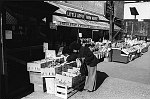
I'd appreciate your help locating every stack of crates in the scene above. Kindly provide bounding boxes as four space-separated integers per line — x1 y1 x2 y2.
55 62 86 99
27 59 47 92
55 78 85 99
27 58 86 99
40 57 65 94
27 57 64 93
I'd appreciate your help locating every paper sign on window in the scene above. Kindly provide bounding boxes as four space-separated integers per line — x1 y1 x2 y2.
43 42 48 52
79 33 82 37
5 30 12 39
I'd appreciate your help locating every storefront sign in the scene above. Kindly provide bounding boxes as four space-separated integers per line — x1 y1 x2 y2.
58 21 109 30
66 10 99 21
59 21 90 28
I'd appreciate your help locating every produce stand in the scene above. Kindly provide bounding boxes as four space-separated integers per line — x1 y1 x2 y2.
80 38 110 60
111 38 149 63
27 44 86 99
111 48 136 64
111 48 128 63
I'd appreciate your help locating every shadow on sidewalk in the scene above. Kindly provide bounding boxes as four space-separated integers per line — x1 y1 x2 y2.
95 71 109 91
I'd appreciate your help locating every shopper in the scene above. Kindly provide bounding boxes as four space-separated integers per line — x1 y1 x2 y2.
67 41 99 92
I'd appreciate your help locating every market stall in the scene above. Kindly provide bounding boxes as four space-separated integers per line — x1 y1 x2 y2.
111 39 149 63
45 1 121 46
80 38 111 61
26 43 86 99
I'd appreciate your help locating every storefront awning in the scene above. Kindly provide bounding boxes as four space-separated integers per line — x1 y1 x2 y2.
45 1 109 22
53 15 121 30
46 1 121 30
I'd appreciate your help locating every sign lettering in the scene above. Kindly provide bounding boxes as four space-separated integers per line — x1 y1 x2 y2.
76 13 84 19
85 14 92 20
66 10 99 21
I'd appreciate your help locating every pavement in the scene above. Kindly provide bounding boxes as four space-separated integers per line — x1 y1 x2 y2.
97 45 150 85
22 45 150 99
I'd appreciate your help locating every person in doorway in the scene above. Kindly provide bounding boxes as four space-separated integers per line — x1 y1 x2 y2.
67 41 99 92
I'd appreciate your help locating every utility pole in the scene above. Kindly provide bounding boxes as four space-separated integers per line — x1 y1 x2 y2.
109 1 114 43
106 1 114 62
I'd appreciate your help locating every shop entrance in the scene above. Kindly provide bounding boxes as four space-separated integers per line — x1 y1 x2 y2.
92 30 104 42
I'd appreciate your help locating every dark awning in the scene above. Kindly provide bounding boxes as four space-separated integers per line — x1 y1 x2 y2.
2 1 59 19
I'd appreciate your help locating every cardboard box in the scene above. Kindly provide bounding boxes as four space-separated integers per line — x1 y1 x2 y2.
45 77 55 94
34 83 44 92
41 66 62 77
27 62 41 72
27 59 46 72
29 72 43 85
41 60 53 68
55 74 84 88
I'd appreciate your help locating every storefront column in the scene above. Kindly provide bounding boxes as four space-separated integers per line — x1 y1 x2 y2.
0 12 2 99
0 6 8 99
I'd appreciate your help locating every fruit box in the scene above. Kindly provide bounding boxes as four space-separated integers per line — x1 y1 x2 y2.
55 74 85 88
41 65 62 77
27 59 46 72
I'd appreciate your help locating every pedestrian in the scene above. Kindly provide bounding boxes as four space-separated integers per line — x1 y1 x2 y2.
67 41 99 92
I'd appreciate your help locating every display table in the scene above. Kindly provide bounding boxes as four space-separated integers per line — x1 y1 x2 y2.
111 48 138 64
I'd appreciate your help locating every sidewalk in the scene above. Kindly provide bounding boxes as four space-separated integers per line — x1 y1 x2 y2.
22 77 150 99
97 46 150 85
22 46 150 99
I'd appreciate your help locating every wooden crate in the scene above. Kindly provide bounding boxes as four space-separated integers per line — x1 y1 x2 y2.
41 57 65 68
27 59 46 72
55 80 85 99
55 74 85 88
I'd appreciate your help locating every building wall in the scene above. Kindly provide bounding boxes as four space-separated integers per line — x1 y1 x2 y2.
123 19 149 37
55 1 124 20
114 1 124 19
65 1 105 15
